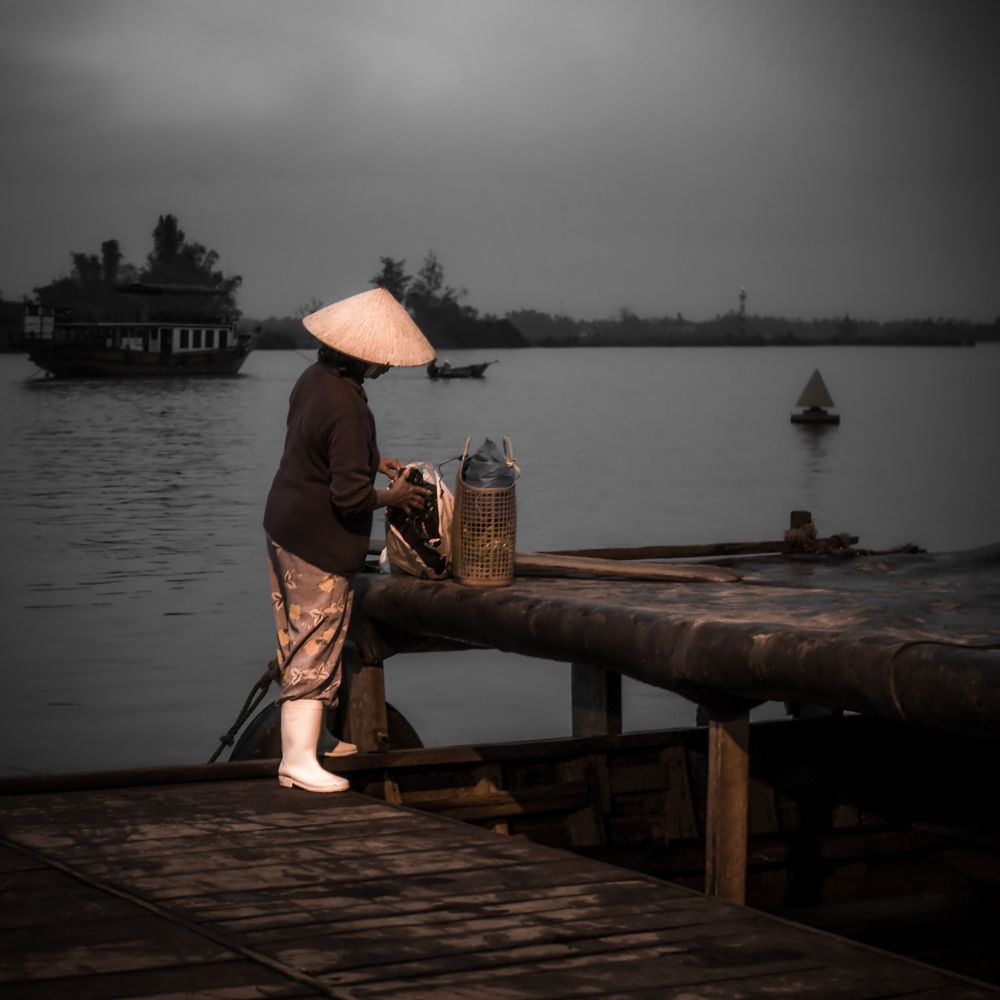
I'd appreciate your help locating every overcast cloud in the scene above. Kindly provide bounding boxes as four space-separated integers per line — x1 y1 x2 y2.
1 0 997 321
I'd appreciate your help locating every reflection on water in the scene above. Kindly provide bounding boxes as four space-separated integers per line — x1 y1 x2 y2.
1 345 999 776
792 421 835 508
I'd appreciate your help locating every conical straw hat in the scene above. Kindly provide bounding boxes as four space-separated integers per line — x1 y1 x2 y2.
302 288 436 366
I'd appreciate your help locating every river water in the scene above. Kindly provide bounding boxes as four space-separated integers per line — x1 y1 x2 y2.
1 344 998 777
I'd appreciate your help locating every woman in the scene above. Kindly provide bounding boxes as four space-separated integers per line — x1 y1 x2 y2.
263 288 435 793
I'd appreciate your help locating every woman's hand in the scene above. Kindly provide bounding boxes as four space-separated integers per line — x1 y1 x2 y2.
379 456 404 481
384 474 431 514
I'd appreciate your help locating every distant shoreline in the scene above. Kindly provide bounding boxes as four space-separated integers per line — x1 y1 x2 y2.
238 339 987 352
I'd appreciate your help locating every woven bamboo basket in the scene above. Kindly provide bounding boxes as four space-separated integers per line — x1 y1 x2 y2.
451 437 518 588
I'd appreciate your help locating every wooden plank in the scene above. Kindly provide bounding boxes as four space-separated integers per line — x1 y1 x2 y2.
0 914 234 980
213 878 696 938
544 540 788 560
557 970 999 1000
516 551 742 583
0 961 320 1000
661 745 700 842
328 920 968 997
246 893 745 949
315 916 875 989
0 881 140 930
80 840 593 903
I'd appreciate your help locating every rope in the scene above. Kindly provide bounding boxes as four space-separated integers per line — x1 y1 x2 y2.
206 659 280 764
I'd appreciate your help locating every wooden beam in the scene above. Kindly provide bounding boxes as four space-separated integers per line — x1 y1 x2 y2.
545 541 786 560
341 645 390 753
704 709 750 903
516 551 741 583
571 663 622 738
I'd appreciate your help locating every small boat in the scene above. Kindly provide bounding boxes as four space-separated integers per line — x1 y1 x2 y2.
426 359 494 380
791 369 840 424
17 283 254 378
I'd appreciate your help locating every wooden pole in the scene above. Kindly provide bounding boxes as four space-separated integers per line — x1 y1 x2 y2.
341 645 390 753
516 552 742 583
544 541 786 561
571 663 622 738
704 708 750 903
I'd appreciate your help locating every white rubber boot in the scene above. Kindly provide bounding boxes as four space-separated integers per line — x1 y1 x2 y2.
277 700 349 793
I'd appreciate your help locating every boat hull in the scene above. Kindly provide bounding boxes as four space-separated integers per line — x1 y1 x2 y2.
427 362 491 379
24 344 252 378
791 408 840 425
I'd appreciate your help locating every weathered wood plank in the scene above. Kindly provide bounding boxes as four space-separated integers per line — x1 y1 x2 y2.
516 551 743 583
212 879 702 938
0 881 140 930
590 971 1000 1000
0 961 320 1000
304 914 785 984
662 744 700 842
183 860 672 929
319 916 932 992
245 894 746 949
0 914 235 980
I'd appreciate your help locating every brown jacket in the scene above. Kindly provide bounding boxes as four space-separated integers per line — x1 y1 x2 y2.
264 362 379 574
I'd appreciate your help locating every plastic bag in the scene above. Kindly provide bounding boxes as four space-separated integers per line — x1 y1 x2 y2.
461 438 518 488
384 462 454 580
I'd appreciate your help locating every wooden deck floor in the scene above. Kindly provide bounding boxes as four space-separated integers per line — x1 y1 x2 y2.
2 776 999 999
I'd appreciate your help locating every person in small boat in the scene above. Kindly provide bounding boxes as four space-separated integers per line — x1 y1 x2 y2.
263 288 435 793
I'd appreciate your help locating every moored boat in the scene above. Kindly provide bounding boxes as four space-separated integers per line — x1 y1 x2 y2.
426 359 494 379
17 282 254 378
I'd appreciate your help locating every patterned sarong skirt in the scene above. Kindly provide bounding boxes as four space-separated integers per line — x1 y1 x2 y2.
265 536 355 706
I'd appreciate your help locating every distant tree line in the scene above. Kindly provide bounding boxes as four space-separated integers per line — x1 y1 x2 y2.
249 250 526 351
4 224 998 351
506 309 998 347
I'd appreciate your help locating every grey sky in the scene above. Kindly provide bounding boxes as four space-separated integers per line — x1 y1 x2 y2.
2 0 997 322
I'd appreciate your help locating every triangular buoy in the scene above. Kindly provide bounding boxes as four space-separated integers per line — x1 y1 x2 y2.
796 369 835 408
792 369 839 424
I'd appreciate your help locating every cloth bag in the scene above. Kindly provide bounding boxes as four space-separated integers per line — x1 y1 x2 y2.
384 462 455 580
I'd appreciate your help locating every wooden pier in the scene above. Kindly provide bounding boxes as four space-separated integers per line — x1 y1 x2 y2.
342 541 1000 907
3 770 999 998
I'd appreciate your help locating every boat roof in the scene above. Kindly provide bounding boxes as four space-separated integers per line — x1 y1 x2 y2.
116 282 229 297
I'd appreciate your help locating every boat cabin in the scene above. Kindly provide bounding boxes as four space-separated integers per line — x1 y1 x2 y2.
18 286 252 377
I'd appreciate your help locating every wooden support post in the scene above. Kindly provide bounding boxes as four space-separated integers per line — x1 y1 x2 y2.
341 645 390 753
789 509 813 530
571 662 622 737
704 709 750 904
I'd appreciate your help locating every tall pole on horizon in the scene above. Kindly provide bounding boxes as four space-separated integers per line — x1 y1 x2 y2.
738 286 747 339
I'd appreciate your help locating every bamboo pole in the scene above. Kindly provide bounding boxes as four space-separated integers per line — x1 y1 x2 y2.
515 551 742 584
544 541 786 561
